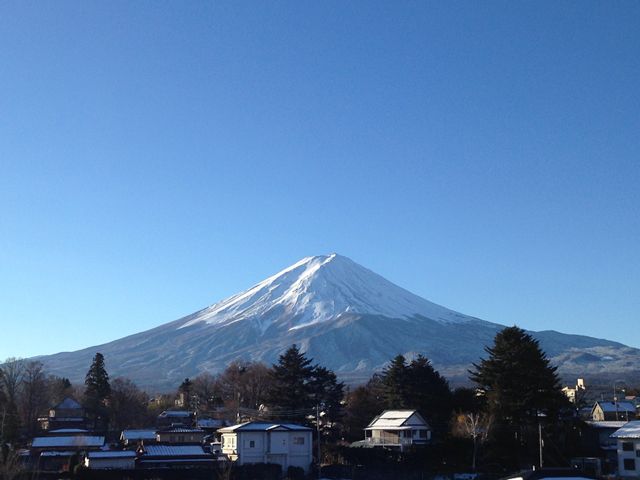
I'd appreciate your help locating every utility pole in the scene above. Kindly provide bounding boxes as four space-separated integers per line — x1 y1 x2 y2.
537 410 545 470
316 404 321 479
538 419 543 469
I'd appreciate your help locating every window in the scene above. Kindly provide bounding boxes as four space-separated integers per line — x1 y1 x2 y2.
403 431 412 438
419 430 428 439
635 450 640 458
250 440 255 448
623 442 634 451
624 459 636 471
293 437 305 445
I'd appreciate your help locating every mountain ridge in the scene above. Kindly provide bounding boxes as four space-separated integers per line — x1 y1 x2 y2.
35 254 640 390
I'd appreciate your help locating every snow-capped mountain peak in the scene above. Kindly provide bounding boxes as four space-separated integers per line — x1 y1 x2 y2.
179 253 474 331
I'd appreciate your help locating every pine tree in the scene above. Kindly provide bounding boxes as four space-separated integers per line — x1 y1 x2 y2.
406 355 452 433
266 345 315 423
308 366 344 439
380 354 409 407
84 352 111 430
469 326 567 468
469 326 564 424
379 354 453 434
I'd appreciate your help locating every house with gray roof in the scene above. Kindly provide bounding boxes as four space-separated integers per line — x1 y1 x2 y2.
84 451 137 470
136 444 216 469
218 421 313 474
120 429 157 447
156 426 206 444
39 397 88 431
364 410 431 451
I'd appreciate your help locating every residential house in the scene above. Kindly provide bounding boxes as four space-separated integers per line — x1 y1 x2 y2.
364 410 431 451
156 427 206 444
136 444 216 469
39 397 88 431
120 429 157 447
157 410 194 428
592 401 636 422
30 435 104 472
197 417 228 435
218 421 313 473
577 421 626 474
84 451 137 469
611 420 640 477
31 435 105 453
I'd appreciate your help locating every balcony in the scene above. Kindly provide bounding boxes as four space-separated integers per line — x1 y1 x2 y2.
365 437 413 447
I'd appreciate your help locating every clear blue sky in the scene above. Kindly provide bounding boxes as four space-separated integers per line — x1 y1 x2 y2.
1 1 638 359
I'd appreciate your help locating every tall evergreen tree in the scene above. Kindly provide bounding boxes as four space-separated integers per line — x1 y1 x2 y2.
379 354 453 434
84 352 111 430
308 366 344 439
266 345 315 423
469 326 567 468
380 354 409 407
406 355 452 433
470 326 564 423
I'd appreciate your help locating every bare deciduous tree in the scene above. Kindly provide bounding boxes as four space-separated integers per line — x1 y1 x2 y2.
216 361 270 415
452 412 493 470
109 377 152 431
19 361 48 437
192 372 219 412
0 358 25 405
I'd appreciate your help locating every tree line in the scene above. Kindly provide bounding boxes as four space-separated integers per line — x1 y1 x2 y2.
1 326 581 472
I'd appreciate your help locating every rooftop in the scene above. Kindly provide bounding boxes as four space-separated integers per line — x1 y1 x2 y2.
54 397 82 410
121 429 157 440
218 421 312 433
87 451 137 459
32 436 105 449
141 445 210 457
594 401 636 413
367 410 429 429
611 420 640 439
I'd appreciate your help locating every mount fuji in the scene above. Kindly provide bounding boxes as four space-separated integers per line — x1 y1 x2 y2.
37 254 640 389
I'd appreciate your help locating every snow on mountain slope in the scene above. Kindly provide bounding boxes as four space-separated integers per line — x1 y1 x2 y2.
35 253 640 390
180 253 476 331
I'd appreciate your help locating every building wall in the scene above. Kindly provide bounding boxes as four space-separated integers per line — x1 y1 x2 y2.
617 439 640 477
85 457 136 469
221 430 312 473
157 431 204 443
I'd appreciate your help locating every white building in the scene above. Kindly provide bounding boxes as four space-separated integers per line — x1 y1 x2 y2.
611 420 640 477
364 410 431 451
218 421 313 473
